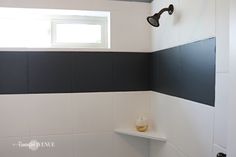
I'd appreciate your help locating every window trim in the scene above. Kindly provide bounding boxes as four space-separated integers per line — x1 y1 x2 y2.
51 16 109 49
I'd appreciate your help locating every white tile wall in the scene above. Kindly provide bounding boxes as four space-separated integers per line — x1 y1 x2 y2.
213 144 226 157
113 92 150 157
71 93 113 133
151 0 215 51
178 0 215 44
216 0 230 73
0 137 31 157
28 94 74 136
30 135 75 157
227 1 236 155
113 133 149 157
150 141 186 157
113 92 151 129
149 92 214 157
214 74 229 149
214 0 230 154
151 0 180 51
0 1 230 157
151 0 230 157
0 92 150 157
74 133 113 157
0 95 30 138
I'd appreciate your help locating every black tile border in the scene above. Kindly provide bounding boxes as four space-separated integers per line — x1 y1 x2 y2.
151 38 216 106
28 52 72 93
0 52 28 94
0 38 216 106
0 52 151 94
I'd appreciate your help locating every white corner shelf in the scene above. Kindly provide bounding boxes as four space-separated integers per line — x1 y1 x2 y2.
114 128 166 142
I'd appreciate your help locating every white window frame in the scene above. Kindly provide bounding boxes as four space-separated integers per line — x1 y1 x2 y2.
51 16 109 49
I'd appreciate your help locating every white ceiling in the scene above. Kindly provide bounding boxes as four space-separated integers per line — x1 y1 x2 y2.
114 0 153 3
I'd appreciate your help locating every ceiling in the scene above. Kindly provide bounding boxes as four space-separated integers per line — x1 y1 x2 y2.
114 0 153 3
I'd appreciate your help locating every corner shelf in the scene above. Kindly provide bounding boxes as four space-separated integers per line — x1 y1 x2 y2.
114 128 166 142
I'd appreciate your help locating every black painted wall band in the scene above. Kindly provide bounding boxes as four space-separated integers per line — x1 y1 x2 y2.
151 38 216 106
0 52 150 94
0 38 215 106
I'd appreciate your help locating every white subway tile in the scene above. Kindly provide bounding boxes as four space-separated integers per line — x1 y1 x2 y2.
29 135 75 157
71 93 113 133
113 133 149 157
0 137 31 157
216 0 230 73
214 73 229 148
28 94 75 136
213 144 227 157
150 141 186 157
0 95 30 137
178 0 215 44
74 133 113 157
113 91 150 129
150 92 214 157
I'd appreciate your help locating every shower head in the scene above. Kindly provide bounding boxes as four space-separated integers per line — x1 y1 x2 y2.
147 4 174 27
147 14 160 27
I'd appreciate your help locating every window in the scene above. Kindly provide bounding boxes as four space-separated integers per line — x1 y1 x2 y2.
0 8 110 49
52 16 108 48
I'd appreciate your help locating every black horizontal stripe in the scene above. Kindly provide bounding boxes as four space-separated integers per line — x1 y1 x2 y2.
0 38 215 106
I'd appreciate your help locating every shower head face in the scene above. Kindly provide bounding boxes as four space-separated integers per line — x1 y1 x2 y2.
147 14 160 27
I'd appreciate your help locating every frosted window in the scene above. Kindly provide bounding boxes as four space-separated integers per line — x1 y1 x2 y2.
55 24 102 44
0 7 110 49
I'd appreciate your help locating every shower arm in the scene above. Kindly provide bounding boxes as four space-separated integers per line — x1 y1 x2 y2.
155 6 174 18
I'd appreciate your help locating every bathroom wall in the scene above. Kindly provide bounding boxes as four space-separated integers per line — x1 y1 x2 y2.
0 1 230 157
227 0 236 156
150 0 215 51
0 0 151 157
0 92 150 157
150 38 216 107
0 52 150 94
0 0 151 52
150 0 229 157
213 0 229 156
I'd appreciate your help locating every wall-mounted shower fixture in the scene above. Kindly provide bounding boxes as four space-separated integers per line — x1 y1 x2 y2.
147 4 174 27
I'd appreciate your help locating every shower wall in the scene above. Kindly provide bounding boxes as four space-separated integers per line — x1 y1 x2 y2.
151 38 216 107
0 0 151 157
0 92 150 157
0 0 229 157
227 0 236 156
0 52 150 94
150 1 229 157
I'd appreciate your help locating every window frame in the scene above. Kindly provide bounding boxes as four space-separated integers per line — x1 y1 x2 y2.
51 16 109 49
